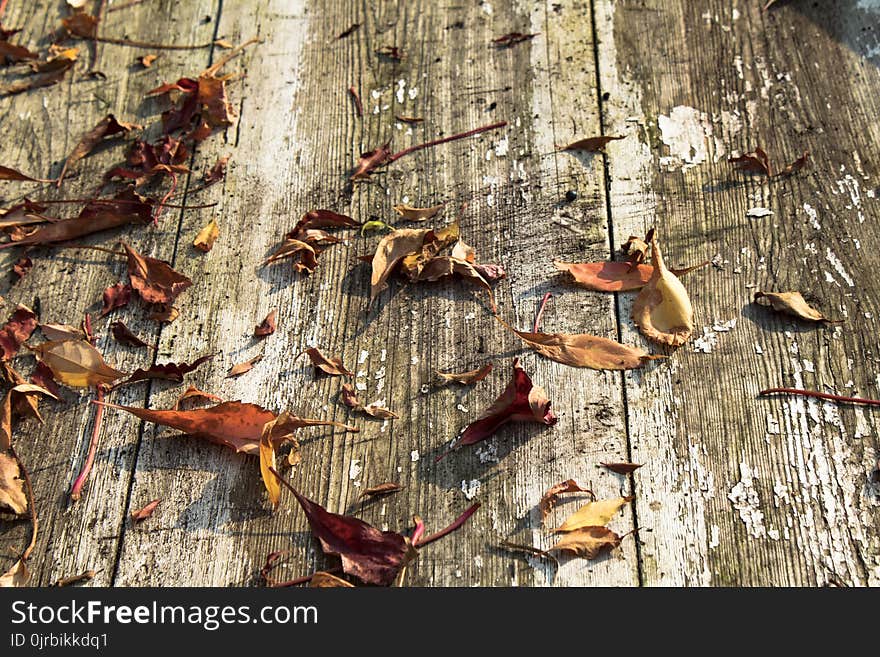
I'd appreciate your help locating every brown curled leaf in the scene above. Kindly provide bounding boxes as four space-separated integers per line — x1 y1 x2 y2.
435 363 493 385
539 479 594 522
100 282 132 317
193 218 219 252
173 386 222 410
226 354 262 378
0 165 54 183
302 347 353 377
40 323 83 342
601 462 643 475
148 304 179 323
753 290 838 323
0 306 38 360
110 321 149 348
361 483 404 498
631 235 694 347
0 451 27 515
558 135 625 152
124 354 213 385
340 384 399 419
367 228 430 303
58 114 141 185
310 572 355 587
123 242 192 305
130 499 160 522
551 526 622 560
11 256 32 281
497 317 663 370
254 310 277 337
392 203 445 222
203 154 229 186
351 142 392 180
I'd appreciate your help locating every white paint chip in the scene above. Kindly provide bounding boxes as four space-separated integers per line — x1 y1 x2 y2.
461 479 481 500
410 450 420 462
747 207 773 218
727 462 767 539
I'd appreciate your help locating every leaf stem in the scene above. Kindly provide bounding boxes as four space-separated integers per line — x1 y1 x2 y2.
413 503 480 548
348 85 363 117
533 292 552 333
387 121 507 163
70 386 105 502
758 387 880 406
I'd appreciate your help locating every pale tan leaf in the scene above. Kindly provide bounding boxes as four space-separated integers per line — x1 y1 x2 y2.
32 340 125 388
310 571 355 587
551 526 621 559
631 235 694 346
193 218 219 252
0 559 30 587
0 451 27 515
554 496 633 533
753 291 837 323
369 228 430 304
392 203 445 222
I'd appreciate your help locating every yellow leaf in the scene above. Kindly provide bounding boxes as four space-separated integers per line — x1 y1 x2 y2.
32 340 125 388
193 218 220 252
310 571 354 587
551 526 621 559
554 496 633 533
0 451 27 515
632 235 693 346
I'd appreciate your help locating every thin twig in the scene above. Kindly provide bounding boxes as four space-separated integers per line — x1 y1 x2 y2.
82 35 215 50
759 387 880 406
413 503 480 548
29 197 217 210
387 121 507 163
533 292 552 333
10 446 38 561
70 386 105 501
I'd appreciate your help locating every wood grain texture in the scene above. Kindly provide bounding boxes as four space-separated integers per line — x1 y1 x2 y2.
1 0 878 587
596 0 880 585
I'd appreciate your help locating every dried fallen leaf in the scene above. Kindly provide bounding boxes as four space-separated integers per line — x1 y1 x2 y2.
753 290 838 323
123 242 192 305
539 479 594 522
0 306 37 360
601 462 643 475
1 47 78 96
0 451 27 515
40 323 83 342
0 559 29 587
555 259 706 293
193 218 219 252
58 114 141 184
110 321 149 348
105 135 190 186
0 39 38 65
31 340 125 388
173 386 222 410
263 210 359 274
130 499 160 522
302 347 353 377
340 384 399 419
729 147 771 175
551 526 622 559
227 354 262 378
492 32 538 46
392 203 445 222
138 54 158 68
558 135 625 152
147 304 179 323
30 362 61 398
0 165 53 183
351 142 392 180
254 310 276 337
11 256 32 281
435 363 493 385
368 228 430 304
0 382 57 451
631 235 694 347
361 483 404 498
310 572 354 587
100 282 132 317
498 317 662 370
555 496 633 532
203 154 229 186
777 151 810 177
449 359 556 454
124 354 213 385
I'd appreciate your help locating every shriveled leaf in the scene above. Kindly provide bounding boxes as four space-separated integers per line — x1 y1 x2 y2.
450 359 556 453
263 238 317 273
130 499 160 522
631 235 694 347
778 151 810 177
0 306 37 360
555 260 706 292
498 318 662 370
1 47 77 96
310 572 354 588
0 165 52 183
226 354 262 378
369 228 430 303
193 218 219 252
0 188 152 247
0 39 38 65
302 347 353 377
100 282 132 317
539 479 593 522
551 526 621 559
124 354 213 384
339 384 399 419
123 242 192 305
0 383 56 451
30 362 61 398
148 304 179 323
137 53 158 68
105 136 189 185
554 496 633 533
436 363 493 385
492 32 538 46
284 480 415 586
11 256 32 280
601 462 643 475
100 400 277 454
254 310 276 337
753 290 837 323
40 323 83 342
173 386 222 410
0 559 29 587
110 321 148 348
32 340 125 388
729 147 771 175
559 135 625 152
392 203 445 222
400 221 460 279
0 451 27 515
621 234 651 264
203 154 229 186
361 483 404 498
351 142 392 180
61 10 98 38
59 114 141 184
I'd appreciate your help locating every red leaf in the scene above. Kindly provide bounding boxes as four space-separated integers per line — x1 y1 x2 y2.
100 282 132 317
30 362 61 398
601 462 643 475
0 306 37 360
448 359 556 455
110 321 148 348
254 310 276 337
123 354 213 384
123 242 192 305
130 499 160 522
303 348 353 377
58 114 141 185
492 32 538 47
11 256 32 281
350 142 392 180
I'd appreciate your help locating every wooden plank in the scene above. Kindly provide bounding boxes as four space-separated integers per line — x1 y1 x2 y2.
595 0 880 585
0 0 220 585
111 0 637 586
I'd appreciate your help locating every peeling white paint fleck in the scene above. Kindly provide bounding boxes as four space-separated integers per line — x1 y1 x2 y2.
657 106 710 170
728 462 767 539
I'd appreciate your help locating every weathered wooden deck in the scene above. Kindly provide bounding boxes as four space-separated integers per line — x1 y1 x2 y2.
1 0 879 586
